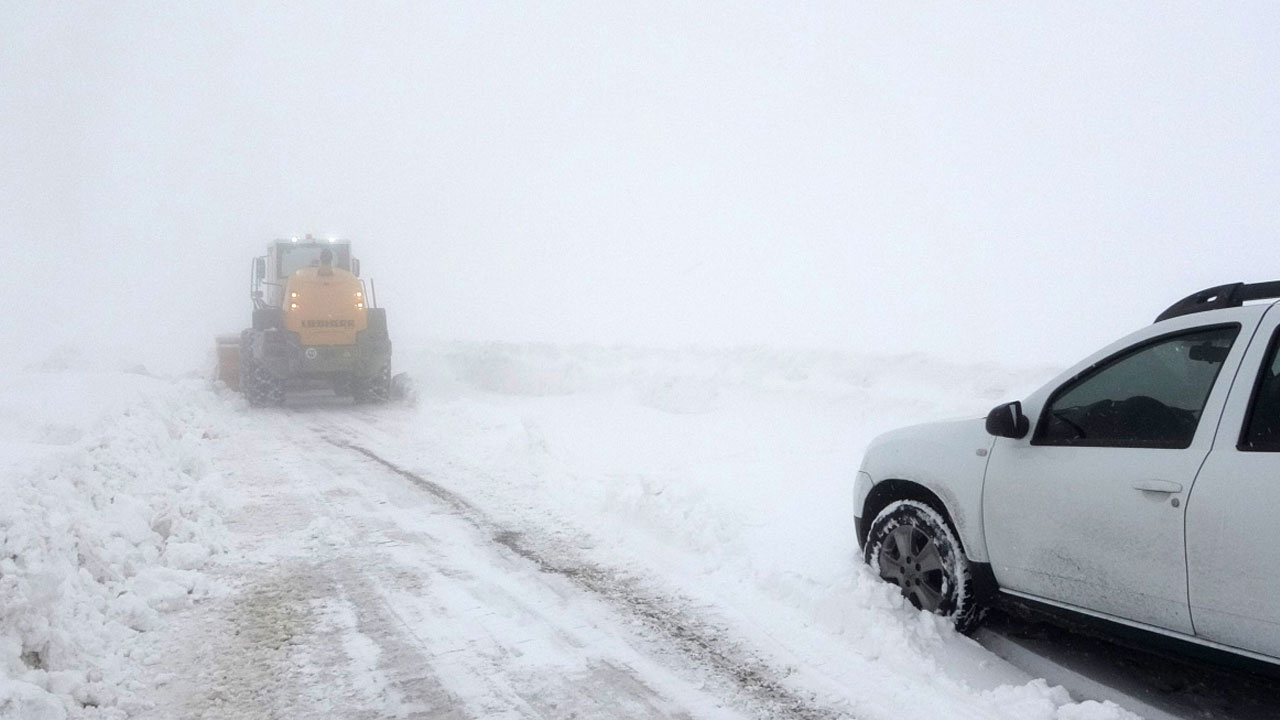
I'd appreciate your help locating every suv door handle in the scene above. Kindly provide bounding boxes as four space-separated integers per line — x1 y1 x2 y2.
1132 479 1183 494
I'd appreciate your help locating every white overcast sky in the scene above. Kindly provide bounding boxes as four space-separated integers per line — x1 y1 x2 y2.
3 2 1279 372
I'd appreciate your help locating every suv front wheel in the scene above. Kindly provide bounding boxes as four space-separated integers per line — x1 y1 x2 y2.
864 499 984 633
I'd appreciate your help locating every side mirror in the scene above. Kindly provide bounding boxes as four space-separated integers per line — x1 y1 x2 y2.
351 258 360 277
985 401 1030 439
254 257 266 281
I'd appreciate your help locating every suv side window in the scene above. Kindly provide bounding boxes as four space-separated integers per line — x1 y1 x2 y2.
1241 328 1280 451
1035 325 1239 449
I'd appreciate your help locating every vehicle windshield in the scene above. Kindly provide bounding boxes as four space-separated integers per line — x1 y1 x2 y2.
278 244 350 277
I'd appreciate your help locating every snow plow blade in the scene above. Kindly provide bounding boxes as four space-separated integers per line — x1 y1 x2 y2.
215 334 241 390
391 372 416 403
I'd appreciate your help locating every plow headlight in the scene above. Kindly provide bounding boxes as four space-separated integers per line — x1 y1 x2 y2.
289 302 299 310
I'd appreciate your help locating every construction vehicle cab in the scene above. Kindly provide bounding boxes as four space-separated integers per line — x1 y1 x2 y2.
217 236 392 406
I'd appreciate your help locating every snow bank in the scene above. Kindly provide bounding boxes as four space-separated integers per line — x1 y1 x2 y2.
0 359 231 719
407 341 1054 409
396 343 1143 719
403 342 1057 585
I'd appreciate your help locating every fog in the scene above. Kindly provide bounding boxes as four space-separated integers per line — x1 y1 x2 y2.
4 2 1279 374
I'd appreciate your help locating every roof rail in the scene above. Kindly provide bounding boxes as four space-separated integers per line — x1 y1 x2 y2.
1156 281 1280 323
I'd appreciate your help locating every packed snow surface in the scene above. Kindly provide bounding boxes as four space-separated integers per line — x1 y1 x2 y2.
0 343 1148 719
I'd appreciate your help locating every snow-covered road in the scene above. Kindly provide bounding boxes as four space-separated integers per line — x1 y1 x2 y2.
135 404 840 719
6 343 1270 719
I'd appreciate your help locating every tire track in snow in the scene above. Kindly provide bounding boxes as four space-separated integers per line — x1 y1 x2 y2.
326 437 847 720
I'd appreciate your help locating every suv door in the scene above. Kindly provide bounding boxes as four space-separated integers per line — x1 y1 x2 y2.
1187 308 1280 657
983 324 1243 633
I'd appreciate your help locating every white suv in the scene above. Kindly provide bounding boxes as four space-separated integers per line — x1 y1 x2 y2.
854 281 1280 665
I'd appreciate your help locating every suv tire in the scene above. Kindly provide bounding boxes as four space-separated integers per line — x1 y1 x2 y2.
865 499 984 633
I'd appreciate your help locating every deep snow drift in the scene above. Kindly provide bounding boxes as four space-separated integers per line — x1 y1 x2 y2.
0 342 1149 719
0 356 233 719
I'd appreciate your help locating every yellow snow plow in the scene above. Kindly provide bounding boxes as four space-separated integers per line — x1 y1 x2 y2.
216 236 399 406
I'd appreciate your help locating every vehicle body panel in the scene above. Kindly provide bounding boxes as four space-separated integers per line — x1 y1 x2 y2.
1186 305 1280 657
857 418 997 562
282 266 368 346
982 308 1259 634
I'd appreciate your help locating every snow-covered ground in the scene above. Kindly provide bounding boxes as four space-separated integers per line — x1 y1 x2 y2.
0 355 231 719
0 342 1198 719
